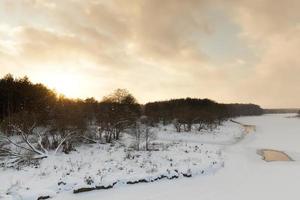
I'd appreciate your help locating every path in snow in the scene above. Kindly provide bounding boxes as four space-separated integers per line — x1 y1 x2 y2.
54 114 300 200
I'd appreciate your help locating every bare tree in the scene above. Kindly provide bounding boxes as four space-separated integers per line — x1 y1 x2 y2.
133 116 155 151
97 89 141 143
172 119 182 132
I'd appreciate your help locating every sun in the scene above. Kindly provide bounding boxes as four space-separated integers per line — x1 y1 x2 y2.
29 61 102 100
40 72 84 98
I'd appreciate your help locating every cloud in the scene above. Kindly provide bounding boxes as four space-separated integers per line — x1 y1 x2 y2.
229 0 300 40
0 0 220 100
225 0 300 107
0 0 299 107
0 0 216 67
236 27 300 108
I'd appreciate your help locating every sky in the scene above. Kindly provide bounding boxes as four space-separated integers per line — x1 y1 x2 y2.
0 0 299 108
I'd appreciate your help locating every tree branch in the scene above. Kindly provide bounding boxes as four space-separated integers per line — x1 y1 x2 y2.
0 135 34 153
81 136 97 144
54 131 76 154
12 125 45 155
36 131 48 155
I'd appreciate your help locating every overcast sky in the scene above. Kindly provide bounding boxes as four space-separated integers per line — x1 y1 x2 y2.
0 0 299 108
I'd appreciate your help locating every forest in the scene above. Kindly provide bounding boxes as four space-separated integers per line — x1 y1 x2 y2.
0 74 263 165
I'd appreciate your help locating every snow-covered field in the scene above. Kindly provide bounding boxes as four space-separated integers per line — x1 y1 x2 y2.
0 142 224 199
0 120 243 200
2 114 300 200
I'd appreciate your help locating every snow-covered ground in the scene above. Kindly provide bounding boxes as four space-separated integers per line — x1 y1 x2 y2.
2 114 300 200
155 120 244 145
52 114 300 200
0 120 243 200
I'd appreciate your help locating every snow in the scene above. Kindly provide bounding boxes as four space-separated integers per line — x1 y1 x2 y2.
1 121 241 200
2 114 300 200
0 141 223 199
236 114 300 153
155 120 244 145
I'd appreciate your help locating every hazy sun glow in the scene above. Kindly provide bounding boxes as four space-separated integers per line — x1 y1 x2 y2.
27 60 104 99
39 72 83 98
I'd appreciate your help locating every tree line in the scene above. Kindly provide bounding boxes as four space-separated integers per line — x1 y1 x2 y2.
144 99 263 132
0 74 263 164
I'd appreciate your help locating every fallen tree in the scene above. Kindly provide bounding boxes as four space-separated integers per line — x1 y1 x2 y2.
0 111 81 167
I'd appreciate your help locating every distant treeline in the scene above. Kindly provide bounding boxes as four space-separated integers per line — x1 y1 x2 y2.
145 100 263 123
144 99 262 131
264 109 300 114
0 74 263 120
0 74 263 151
225 103 263 116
